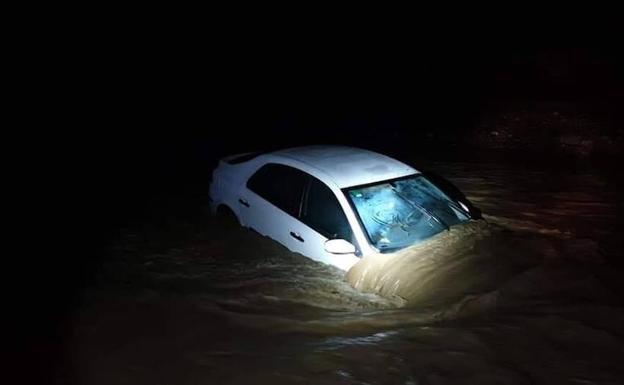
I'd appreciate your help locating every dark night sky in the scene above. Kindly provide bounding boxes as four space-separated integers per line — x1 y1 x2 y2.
81 42 623 216
94 45 623 135
91 43 623 160
61 19 622 241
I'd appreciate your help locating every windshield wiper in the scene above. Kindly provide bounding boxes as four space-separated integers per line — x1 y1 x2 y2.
419 180 471 219
391 186 450 231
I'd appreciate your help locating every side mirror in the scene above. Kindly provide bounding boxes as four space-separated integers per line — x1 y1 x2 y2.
324 239 356 254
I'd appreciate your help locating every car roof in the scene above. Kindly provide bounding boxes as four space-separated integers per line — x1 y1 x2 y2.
268 145 419 188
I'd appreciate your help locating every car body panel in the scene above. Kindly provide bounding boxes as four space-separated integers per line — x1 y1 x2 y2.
238 186 307 257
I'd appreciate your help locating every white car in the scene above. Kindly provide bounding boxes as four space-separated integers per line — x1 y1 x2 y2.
209 146 472 271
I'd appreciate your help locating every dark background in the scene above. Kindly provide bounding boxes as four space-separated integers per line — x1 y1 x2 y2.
74 35 622 246
87 42 623 226
9 11 622 382
65 40 621 297
28 25 624 370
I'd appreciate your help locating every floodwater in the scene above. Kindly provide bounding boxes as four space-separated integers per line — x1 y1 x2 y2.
58 161 624 384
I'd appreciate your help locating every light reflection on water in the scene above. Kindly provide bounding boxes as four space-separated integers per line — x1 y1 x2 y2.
66 162 624 385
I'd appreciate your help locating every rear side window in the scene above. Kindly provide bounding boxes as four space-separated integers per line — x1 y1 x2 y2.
301 177 352 241
247 164 307 217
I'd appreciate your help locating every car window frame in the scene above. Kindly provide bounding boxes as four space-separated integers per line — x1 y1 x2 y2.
246 163 307 219
246 162 355 245
299 175 353 242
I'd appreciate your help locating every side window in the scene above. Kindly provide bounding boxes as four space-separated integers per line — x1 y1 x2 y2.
247 164 307 217
302 177 352 241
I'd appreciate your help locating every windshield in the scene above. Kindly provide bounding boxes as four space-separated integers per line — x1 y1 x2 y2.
345 174 470 252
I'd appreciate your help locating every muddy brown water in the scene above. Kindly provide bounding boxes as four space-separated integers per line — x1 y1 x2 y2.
58 162 624 384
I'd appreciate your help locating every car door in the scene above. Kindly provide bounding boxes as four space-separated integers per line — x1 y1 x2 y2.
237 163 309 256
293 176 361 271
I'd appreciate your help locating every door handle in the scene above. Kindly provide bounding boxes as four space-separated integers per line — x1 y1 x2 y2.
238 198 250 207
289 231 304 242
